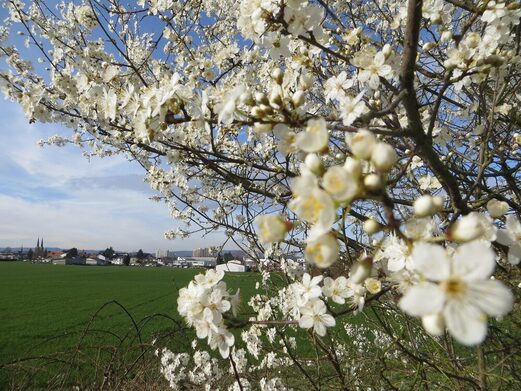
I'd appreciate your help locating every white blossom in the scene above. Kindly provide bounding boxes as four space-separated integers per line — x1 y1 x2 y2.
401 242 513 345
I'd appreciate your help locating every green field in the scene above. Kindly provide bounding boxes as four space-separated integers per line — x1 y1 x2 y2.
0 262 258 389
3 262 518 390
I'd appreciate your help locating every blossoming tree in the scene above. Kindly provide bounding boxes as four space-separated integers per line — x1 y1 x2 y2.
1 0 521 389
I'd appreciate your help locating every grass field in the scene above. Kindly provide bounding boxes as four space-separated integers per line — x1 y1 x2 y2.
4 262 518 390
0 262 258 389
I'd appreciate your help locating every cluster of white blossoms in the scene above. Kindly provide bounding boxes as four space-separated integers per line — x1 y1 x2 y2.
254 117 518 346
177 269 239 358
258 127 398 269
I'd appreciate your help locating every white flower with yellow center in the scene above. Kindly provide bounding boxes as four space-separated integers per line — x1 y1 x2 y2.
295 117 329 153
324 71 352 103
358 51 392 90
293 273 323 307
208 327 235 358
255 215 290 244
364 278 382 294
339 91 367 126
288 186 336 239
400 242 513 345
194 269 225 288
323 276 350 304
376 233 412 272
298 299 336 336
322 165 361 202
304 232 339 269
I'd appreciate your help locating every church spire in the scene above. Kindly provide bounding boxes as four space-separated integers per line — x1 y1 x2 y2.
36 237 40 249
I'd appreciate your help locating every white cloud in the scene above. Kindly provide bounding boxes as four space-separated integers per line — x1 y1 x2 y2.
0 192 226 252
0 100 231 252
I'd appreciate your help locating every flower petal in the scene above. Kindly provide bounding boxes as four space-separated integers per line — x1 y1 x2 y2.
496 229 513 246
506 215 521 233
299 315 314 329
443 300 487 345
411 243 450 281
508 244 521 265
399 283 445 316
468 280 514 317
321 314 336 328
314 321 327 336
387 256 405 272
453 241 495 281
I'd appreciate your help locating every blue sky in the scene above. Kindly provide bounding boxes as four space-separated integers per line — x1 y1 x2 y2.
0 99 228 253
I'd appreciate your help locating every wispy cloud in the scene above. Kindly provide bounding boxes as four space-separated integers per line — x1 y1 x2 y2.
0 99 228 252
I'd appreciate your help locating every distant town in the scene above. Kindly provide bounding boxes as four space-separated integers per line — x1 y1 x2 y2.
0 238 305 272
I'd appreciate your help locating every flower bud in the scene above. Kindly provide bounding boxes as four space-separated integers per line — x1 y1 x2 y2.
349 129 376 160
239 91 255 106
440 30 452 42
473 124 485 136
487 199 508 218
483 55 505 67
414 195 439 217
292 90 305 108
255 92 269 105
304 153 323 175
364 173 383 192
421 313 445 336
269 89 283 108
299 74 313 90
363 218 382 235
422 42 436 51
271 68 284 84
382 44 392 59
350 257 372 284
256 215 291 243
449 214 484 242
251 106 265 118
371 142 398 172
344 157 362 179
253 122 273 135
259 104 273 115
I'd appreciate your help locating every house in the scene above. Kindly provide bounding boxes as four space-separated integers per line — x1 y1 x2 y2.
216 260 247 273
52 256 85 265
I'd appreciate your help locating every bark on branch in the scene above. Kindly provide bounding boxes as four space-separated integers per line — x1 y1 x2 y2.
400 0 469 214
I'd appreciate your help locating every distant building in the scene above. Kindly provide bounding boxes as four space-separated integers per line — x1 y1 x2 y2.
193 247 214 257
156 249 176 258
187 257 216 268
52 254 109 266
216 260 247 273
52 256 85 265
34 237 47 258
243 258 258 271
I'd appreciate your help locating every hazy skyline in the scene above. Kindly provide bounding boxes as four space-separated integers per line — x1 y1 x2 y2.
0 99 231 253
